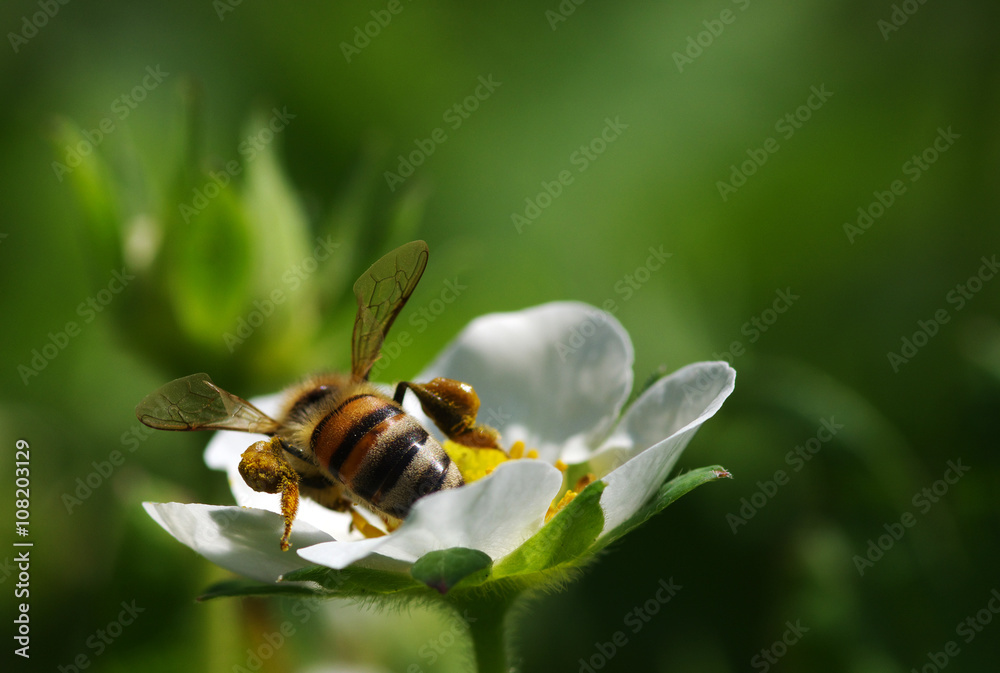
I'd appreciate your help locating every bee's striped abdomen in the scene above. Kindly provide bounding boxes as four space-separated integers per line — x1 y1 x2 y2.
311 394 399 474
310 394 462 519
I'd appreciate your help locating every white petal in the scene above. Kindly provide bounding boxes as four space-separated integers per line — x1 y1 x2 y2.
298 459 563 570
143 502 334 583
591 361 737 470
596 362 736 536
411 302 634 463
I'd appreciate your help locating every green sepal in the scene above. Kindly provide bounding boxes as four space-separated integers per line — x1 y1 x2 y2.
493 480 606 578
411 547 493 594
196 579 324 602
281 563 423 597
595 465 732 551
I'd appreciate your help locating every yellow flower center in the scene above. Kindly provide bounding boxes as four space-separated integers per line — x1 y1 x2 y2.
442 439 512 482
442 439 587 523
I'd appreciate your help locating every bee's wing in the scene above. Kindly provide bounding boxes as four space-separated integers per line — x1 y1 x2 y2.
135 373 280 434
351 240 429 381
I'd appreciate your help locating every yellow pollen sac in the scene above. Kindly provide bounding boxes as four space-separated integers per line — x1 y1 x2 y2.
554 459 568 473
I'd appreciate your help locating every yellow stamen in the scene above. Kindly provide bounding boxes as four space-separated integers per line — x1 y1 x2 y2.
546 489 578 522
574 473 596 492
526 449 539 459
509 440 525 460
544 470 596 524
349 509 386 538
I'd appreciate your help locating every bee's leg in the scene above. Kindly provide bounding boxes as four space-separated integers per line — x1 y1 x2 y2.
394 378 502 449
238 437 300 551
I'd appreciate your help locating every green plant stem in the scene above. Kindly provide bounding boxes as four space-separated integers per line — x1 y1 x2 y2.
447 589 522 673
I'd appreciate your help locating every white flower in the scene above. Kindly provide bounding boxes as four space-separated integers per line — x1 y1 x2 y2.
144 302 735 585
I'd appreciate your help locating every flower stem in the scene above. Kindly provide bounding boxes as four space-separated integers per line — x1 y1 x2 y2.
448 589 522 673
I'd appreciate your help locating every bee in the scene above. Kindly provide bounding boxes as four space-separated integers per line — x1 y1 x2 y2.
136 240 502 550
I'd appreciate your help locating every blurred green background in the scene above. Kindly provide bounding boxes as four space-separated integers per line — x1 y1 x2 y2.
2 1 998 671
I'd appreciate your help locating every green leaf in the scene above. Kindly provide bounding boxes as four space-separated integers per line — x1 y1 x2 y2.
411 547 493 594
282 564 423 597
493 480 606 578
163 181 253 346
242 109 312 301
238 109 328 367
196 579 324 602
48 117 123 272
596 465 732 551
385 180 430 245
